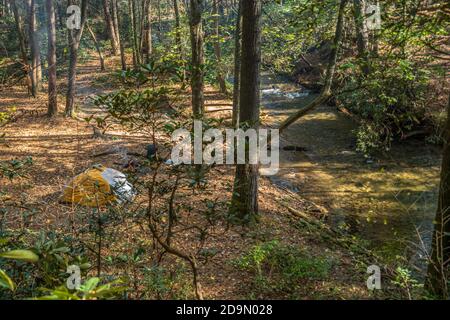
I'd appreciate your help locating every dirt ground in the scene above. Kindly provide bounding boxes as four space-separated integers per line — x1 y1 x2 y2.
0 54 371 299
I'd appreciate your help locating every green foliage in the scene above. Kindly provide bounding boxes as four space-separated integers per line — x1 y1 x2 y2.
0 248 40 293
90 86 180 150
143 265 193 300
0 107 16 126
234 240 331 298
262 0 338 74
0 269 15 291
339 57 430 155
391 266 423 300
118 59 186 88
37 278 126 300
0 231 89 298
0 250 39 263
0 157 33 181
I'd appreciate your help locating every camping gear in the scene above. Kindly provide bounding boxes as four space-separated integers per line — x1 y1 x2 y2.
61 164 136 207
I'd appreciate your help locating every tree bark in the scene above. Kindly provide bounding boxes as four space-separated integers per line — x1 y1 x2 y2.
102 0 119 55
128 0 141 68
232 0 242 127
157 0 163 43
112 0 127 70
278 0 348 133
144 0 153 63
189 0 205 118
212 0 227 94
426 94 450 299
10 0 32 95
229 0 262 221
10 0 27 65
173 0 182 57
46 0 57 117
65 0 87 117
353 0 370 75
27 0 41 97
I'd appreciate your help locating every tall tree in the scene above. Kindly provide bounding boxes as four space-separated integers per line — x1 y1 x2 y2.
229 0 262 221
212 0 227 94
189 0 205 118
10 0 31 94
426 94 450 299
157 0 163 43
112 0 127 70
278 0 348 132
65 0 87 117
144 0 153 63
231 0 242 127
128 0 141 68
9 0 27 66
27 0 42 97
173 0 182 58
102 0 119 55
353 0 370 75
46 0 57 116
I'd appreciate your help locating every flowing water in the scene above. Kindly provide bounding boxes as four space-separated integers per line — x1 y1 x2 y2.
260 72 442 267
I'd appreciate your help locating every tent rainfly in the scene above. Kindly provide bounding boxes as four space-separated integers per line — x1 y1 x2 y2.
61 165 136 207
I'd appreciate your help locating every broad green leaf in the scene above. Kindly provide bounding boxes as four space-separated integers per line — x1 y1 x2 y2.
0 250 39 263
0 269 15 291
81 277 100 293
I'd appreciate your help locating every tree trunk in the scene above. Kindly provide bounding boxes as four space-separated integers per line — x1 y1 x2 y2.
231 0 242 127
157 0 163 43
144 0 153 63
10 0 32 95
27 0 41 97
86 23 105 71
371 0 380 56
111 0 119 42
10 0 27 65
173 0 182 57
128 0 141 68
212 0 227 94
102 0 119 55
65 0 87 117
229 0 262 222
189 0 205 118
353 0 370 75
278 0 348 133
426 94 450 299
112 0 127 70
46 0 57 117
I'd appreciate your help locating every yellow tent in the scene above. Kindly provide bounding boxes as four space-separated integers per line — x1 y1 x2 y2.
61 164 135 207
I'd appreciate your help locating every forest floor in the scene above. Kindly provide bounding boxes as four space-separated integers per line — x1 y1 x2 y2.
0 53 395 299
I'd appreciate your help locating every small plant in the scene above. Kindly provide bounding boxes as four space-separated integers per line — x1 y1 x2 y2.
0 248 39 292
37 277 126 300
0 231 89 298
143 265 193 300
0 157 33 181
234 240 331 298
391 266 423 300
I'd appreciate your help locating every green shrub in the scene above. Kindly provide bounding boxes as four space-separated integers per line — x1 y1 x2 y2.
339 58 430 155
234 240 331 297
143 265 193 300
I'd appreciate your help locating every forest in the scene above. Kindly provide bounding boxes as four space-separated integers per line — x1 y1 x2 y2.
0 0 449 301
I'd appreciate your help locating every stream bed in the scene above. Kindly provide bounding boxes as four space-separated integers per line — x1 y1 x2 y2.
261 72 442 268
